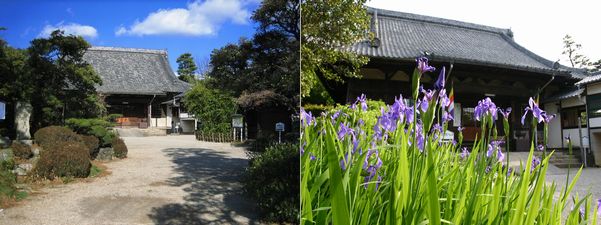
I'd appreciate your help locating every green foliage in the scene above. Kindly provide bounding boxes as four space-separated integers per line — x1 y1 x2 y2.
0 169 17 200
251 134 276 152
562 34 593 70
26 30 104 131
112 138 127 159
302 104 335 115
301 0 371 97
301 68 595 224
80 135 99 159
89 164 102 177
10 142 32 159
65 118 116 147
245 143 299 223
34 140 91 179
33 126 82 148
0 149 14 171
206 0 299 110
184 81 237 133
176 53 198 83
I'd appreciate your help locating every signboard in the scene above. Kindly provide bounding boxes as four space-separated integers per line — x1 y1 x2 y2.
453 103 461 127
275 122 285 132
232 114 244 128
0 101 4 120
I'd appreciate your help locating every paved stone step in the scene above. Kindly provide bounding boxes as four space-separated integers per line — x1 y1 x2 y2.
554 163 584 168
549 159 582 164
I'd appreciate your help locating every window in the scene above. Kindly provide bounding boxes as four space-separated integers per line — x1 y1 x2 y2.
588 94 601 118
461 107 477 127
561 106 586 128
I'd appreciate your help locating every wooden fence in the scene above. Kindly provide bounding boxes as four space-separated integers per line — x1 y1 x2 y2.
195 131 233 143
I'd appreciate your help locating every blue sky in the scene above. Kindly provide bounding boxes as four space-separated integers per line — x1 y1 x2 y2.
0 0 260 72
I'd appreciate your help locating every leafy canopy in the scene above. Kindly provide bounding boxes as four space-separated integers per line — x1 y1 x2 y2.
301 0 371 99
176 52 198 83
183 81 237 133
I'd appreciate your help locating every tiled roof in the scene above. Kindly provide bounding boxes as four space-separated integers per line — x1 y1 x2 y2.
84 46 190 95
348 7 570 75
542 87 584 103
575 71 601 86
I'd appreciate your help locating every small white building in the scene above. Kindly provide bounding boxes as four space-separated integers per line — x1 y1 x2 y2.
545 71 601 166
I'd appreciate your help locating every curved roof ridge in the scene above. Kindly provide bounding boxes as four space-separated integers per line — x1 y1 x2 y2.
367 7 511 36
89 46 167 55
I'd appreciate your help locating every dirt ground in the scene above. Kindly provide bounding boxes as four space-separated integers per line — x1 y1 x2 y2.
0 135 262 225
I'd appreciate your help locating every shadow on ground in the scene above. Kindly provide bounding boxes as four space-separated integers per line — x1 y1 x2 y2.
147 147 261 225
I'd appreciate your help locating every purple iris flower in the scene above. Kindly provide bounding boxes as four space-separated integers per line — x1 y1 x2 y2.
531 156 541 171
499 107 512 119
416 57 436 74
439 90 450 109
432 123 442 134
537 144 544 151
340 154 350 171
543 114 556 123
521 97 546 125
579 207 585 219
597 198 601 216
416 121 425 152
434 66 446 90
442 111 453 123
363 150 383 189
487 144 494 158
331 110 342 123
310 153 316 161
337 122 355 140
458 126 464 132
497 149 505 163
351 94 368 111
474 97 498 121
300 108 314 127
460 147 470 159
300 142 306 155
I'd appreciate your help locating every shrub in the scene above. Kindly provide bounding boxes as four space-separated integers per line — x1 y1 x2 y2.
112 138 128 159
65 118 116 147
0 149 14 171
34 126 82 148
10 142 32 160
245 143 299 223
80 135 99 159
34 141 91 179
0 169 16 201
184 81 236 133
251 134 276 152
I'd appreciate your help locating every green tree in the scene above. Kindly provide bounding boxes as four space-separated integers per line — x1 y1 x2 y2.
183 80 236 133
176 53 198 83
206 0 299 110
561 34 591 69
27 30 103 132
301 0 371 99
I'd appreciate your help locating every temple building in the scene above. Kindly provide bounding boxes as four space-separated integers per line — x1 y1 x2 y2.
83 47 196 133
327 7 594 163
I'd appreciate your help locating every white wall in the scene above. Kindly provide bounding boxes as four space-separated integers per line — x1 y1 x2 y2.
562 128 589 148
544 102 562 148
587 83 601 95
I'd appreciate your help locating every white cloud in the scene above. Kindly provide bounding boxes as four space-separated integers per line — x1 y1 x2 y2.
115 0 250 36
39 22 98 39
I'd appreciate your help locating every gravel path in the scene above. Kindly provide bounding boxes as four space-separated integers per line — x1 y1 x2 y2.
0 135 261 225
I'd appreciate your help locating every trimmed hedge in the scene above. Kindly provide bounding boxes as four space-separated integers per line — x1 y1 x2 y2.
10 142 32 159
65 118 116 147
112 138 128 159
244 143 299 223
34 141 91 179
34 126 82 148
80 135 99 159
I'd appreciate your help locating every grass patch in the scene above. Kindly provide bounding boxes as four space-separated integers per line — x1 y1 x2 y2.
89 164 102 178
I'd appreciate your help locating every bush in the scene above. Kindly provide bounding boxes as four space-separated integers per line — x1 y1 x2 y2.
10 142 32 159
0 149 14 171
184 81 236 133
80 135 99 159
112 138 128 159
34 126 82 148
0 169 16 201
251 134 276 152
244 143 299 223
65 118 116 147
34 141 91 179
